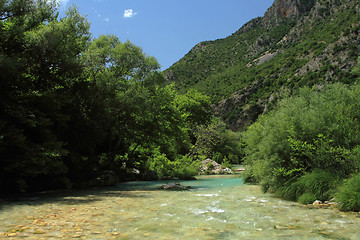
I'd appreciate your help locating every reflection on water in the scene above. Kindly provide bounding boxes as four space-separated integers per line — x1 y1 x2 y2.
1 175 360 239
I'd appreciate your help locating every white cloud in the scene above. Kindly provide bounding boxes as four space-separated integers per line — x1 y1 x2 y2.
123 9 137 18
104 17 110 22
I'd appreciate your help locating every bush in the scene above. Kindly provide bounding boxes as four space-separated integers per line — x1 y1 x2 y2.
336 173 360 212
221 156 234 170
212 152 223 164
207 162 215 170
275 180 304 201
295 169 339 202
244 83 360 201
298 193 317 204
173 156 200 179
147 150 200 180
146 149 175 179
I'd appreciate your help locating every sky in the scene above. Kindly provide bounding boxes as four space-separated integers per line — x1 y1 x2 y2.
58 0 274 70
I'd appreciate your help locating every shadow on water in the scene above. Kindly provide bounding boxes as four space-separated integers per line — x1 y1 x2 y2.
0 175 244 209
0 186 152 209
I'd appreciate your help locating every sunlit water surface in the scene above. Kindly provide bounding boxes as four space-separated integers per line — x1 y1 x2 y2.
1 175 360 239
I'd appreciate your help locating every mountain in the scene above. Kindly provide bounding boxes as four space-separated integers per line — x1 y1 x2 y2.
165 0 360 131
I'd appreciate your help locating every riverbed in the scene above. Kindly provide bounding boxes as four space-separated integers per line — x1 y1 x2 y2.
1 175 360 239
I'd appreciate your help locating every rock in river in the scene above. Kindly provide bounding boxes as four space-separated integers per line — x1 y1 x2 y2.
161 182 191 190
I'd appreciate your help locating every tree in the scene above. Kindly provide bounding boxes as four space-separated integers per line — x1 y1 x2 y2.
82 34 160 86
0 0 91 192
78 35 191 179
174 89 212 128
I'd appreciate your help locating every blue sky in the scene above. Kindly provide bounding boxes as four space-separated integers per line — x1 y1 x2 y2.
58 0 274 70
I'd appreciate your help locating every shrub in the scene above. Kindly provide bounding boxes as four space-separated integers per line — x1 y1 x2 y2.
275 180 304 201
173 156 200 179
207 162 215 170
221 156 234 170
273 169 339 202
296 169 339 202
146 149 174 179
298 193 317 204
336 173 360 212
212 152 223 164
244 83 360 204
146 151 200 180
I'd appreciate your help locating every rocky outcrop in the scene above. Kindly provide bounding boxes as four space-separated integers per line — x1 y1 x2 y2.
214 80 266 131
200 159 234 175
263 0 317 26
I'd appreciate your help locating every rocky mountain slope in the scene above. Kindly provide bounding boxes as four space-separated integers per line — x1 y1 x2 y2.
165 0 360 130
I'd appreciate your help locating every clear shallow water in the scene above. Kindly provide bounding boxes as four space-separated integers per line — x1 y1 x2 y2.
1 175 360 239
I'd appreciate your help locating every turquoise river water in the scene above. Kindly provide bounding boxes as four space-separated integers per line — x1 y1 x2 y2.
1 175 360 239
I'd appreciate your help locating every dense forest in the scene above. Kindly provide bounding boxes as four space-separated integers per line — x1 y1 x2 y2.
0 0 241 194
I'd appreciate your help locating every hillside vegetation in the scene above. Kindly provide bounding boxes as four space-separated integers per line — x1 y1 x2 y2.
166 0 360 130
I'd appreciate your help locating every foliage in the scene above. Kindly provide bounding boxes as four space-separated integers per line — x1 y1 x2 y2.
298 193 317 205
243 83 360 209
146 149 199 180
146 148 174 179
336 173 360 212
0 1 217 193
190 118 226 159
0 0 91 192
275 169 339 202
174 89 212 127
173 90 243 164
352 57 360 77
173 155 201 180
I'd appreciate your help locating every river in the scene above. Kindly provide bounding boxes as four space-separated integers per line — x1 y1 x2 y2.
1 175 360 239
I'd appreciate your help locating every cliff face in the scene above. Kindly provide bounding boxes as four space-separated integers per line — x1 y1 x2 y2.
263 0 300 25
263 0 317 24
166 0 360 131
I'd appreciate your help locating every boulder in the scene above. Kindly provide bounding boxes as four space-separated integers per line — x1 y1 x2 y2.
161 182 191 190
200 159 234 175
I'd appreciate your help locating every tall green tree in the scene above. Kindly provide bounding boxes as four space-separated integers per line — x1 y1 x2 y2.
174 89 212 128
78 34 190 178
0 0 90 192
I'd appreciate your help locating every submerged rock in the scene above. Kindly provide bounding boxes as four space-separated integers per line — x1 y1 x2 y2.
161 183 191 190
